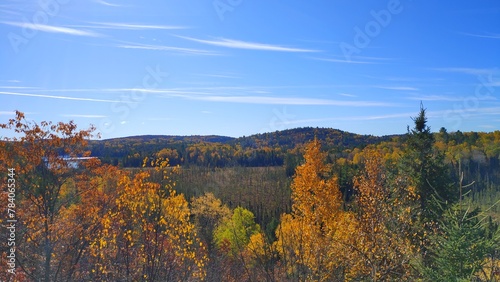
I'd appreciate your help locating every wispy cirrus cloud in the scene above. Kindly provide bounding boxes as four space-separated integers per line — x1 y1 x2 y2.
61 114 108 118
91 0 122 7
0 91 121 103
143 117 174 121
100 86 395 106
337 112 416 121
0 111 17 116
312 57 374 64
4 86 396 107
192 73 240 79
70 22 188 30
407 94 497 102
432 67 499 76
155 91 395 107
362 75 446 83
176 36 319 52
339 93 357 97
311 55 392 64
427 106 500 120
272 112 415 127
375 86 419 91
115 42 220 56
1 21 102 37
406 94 470 102
0 86 40 89
479 124 496 129
190 95 391 106
460 32 500 39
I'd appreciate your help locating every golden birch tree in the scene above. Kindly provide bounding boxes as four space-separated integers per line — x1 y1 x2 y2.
275 139 358 281
352 149 415 280
88 158 207 281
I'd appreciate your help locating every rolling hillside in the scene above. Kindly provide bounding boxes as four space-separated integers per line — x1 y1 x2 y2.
88 127 394 167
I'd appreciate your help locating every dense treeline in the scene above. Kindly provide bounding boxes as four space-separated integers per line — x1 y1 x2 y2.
88 126 499 171
1 109 500 281
88 127 389 168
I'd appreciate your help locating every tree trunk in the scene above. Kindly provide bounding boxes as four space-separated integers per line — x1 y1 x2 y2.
44 224 52 282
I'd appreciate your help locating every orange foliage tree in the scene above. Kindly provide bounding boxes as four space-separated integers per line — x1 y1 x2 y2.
0 112 207 281
275 139 358 281
0 111 98 281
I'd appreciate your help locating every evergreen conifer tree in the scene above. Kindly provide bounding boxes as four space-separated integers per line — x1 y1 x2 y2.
402 104 457 225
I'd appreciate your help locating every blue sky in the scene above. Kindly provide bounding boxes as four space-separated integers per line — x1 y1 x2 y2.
1 0 499 139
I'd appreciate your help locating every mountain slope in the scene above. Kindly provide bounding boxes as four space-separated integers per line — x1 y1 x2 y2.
88 127 395 167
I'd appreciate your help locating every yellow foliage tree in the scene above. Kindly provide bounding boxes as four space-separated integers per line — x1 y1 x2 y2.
352 149 416 281
88 158 207 281
191 192 231 250
275 139 358 281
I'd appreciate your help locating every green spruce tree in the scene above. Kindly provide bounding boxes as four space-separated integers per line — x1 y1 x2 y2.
421 175 498 281
422 205 495 281
402 104 457 225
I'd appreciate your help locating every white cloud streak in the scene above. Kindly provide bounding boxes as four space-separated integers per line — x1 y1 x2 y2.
407 94 497 102
1 21 102 37
0 86 40 89
116 42 219 56
192 73 240 79
272 112 415 127
87 86 394 106
71 22 187 30
0 111 16 115
60 114 108 118
407 95 465 102
91 86 392 106
4 86 399 107
91 0 122 7
0 91 121 103
27 86 396 107
163 93 395 107
338 112 415 121
177 36 319 52
460 32 500 39
375 86 419 91
339 93 357 97
432 67 498 76
312 55 392 64
312 57 375 64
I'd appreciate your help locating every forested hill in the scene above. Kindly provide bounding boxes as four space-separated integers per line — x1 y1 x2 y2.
230 127 390 150
88 127 500 174
89 127 391 167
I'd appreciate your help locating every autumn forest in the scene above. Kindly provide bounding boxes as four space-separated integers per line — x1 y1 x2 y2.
2 108 500 281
